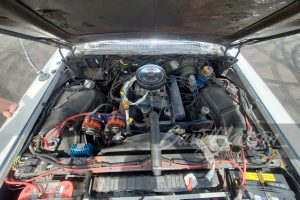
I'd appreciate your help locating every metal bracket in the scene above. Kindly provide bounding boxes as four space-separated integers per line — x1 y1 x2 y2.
224 44 241 61
58 45 76 78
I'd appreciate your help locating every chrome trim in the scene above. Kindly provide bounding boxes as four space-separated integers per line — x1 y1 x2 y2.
110 192 227 199
77 40 222 55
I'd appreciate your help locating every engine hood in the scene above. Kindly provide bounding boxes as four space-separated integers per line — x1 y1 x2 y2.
0 0 300 48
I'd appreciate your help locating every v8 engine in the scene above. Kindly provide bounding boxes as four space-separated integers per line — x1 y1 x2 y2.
4 54 298 200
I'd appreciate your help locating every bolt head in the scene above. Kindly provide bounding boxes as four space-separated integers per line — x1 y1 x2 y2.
201 106 210 115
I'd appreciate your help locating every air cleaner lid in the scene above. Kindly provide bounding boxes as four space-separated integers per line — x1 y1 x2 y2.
136 64 166 90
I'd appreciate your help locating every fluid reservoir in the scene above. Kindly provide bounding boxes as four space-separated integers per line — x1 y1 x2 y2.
196 66 214 88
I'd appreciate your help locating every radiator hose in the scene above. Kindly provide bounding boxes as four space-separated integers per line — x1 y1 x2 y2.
149 111 162 176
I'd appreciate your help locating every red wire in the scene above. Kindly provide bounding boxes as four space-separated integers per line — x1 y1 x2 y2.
241 147 247 185
244 114 251 131
44 111 126 139
22 112 249 190
242 114 249 185
5 177 42 194
44 112 93 139
216 159 245 185
43 127 59 140
243 114 250 185
162 161 209 169
54 112 94 138
10 160 152 183
7 160 245 185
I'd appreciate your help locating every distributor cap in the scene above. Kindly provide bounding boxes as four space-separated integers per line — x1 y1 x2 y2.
136 64 166 90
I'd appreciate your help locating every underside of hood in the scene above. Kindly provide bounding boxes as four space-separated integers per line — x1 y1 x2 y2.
0 0 299 48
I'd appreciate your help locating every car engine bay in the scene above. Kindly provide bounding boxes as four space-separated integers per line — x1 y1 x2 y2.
2 53 300 199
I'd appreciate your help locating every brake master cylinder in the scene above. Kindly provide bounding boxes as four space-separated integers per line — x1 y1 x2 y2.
196 66 214 88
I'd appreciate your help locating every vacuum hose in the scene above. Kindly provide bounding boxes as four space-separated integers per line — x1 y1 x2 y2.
149 111 162 176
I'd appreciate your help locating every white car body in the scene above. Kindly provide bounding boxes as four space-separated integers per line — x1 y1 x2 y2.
0 45 300 186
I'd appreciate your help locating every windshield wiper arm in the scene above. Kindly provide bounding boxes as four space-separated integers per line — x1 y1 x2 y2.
226 28 300 49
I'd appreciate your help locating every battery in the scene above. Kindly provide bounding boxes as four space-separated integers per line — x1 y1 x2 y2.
226 170 296 200
18 181 73 200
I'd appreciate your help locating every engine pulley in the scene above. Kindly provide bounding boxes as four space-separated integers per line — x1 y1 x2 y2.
105 114 126 144
82 114 102 135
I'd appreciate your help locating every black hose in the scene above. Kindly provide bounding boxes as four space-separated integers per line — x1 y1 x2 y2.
92 103 113 114
37 153 59 162
282 168 300 192
109 73 122 102
149 111 162 176
109 89 121 102
28 145 63 168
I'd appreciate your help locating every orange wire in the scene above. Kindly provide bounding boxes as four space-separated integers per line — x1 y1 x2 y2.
241 147 247 185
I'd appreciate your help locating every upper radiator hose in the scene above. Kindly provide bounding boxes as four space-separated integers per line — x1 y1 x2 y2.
149 110 162 176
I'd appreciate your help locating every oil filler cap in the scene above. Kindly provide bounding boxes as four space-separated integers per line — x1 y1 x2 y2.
136 64 166 90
